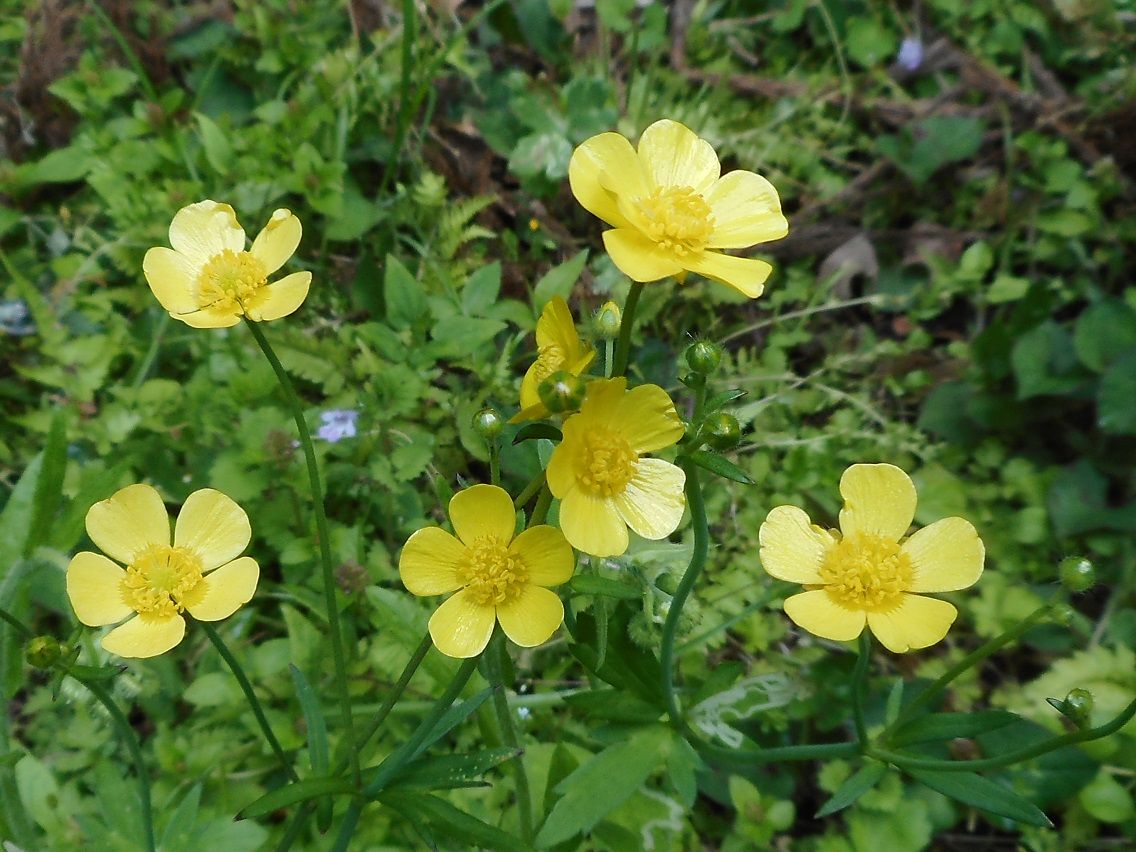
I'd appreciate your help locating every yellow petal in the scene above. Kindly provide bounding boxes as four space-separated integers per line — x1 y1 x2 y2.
243 271 312 322
546 429 579 498
497 585 564 648
399 527 469 595
867 594 957 653
902 517 985 593
428 589 496 658
558 490 628 557
758 506 835 584
683 251 773 299
85 484 170 565
518 364 543 412
838 463 917 542
66 552 131 627
611 383 685 453
250 209 302 275
174 306 242 328
602 229 685 282
102 614 186 659
568 132 644 229
509 400 550 424
168 200 245 268
637 119 720 192
449 484 517 547
704 171 789 249
536 296 575 351
614 458 686 540
185 557 259 621
173 489 251 571
782 589 866 642
143 247 199 315
510 526 575 587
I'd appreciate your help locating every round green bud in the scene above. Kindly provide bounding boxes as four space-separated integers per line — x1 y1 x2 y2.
1058 556 1096 593
538 371 586 413
472 407 504 440
26 636 62 669
704 413 743 451
1050 602 1076 627
594 301 622 340
686 340 723 375
679 371 706 390
655 573 678 595
1063 688 1094 727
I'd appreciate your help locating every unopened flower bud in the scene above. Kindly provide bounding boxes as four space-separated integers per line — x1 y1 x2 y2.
538 371 586 413
1059 556 1096 593
686 340 723 375
679 372 706 390
26 636 62 669
594 301 621 340
655 573 678 595
704 413 743 451
1050 603 1076 627
473 407 504 440
1048 688 1094 729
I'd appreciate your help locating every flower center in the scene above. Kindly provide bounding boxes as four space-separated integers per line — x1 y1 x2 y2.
196 250 267 313
121 545 206 618
636 186 714 256
462 537 529 606
531 343 566 383
577 428 637 498
819 533 912 611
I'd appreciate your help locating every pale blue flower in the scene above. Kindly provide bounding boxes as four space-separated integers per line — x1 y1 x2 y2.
317 409 359 442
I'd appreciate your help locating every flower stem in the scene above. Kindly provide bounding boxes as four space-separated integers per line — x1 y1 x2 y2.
489 440 501 487
851 632 871 745
530 485 553 527
513 471 547 509
611 282 644 378
871 695 1136 772
660 457 707 732
245 320 359 786
699 739 860 767
886 603 1051 736
486 633 535 844
200 621 297 782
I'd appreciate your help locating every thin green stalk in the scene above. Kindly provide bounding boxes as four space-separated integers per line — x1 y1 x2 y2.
871 695 1136 772
0 609 35 847
611 282 644 378
513 471 547 509
378 0 417 197
604 338 615 378
88 0 159 102
700 740 860 767
530 486 553 527
245 320 359 785
200 622 297 782
888 604 1051 734
486 633 534 844
331 800 363 852
131 312 170 389
851 632 871 745
660 458 708 730
489 441 501 487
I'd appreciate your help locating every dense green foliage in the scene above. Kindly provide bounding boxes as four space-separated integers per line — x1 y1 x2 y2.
1 0 1134 849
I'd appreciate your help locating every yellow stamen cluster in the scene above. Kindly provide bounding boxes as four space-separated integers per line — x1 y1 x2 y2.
462 537 529 606
121 545 206 618
819 533 912 610
637 186 714 256
577 429 637 497
196 250 267 313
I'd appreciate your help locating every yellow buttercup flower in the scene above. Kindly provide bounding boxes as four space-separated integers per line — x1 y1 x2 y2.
66 484 260 658
569 119 788 298
547 378 686 557
143 200 311 328
400 484 575 658
512 296 596 423
759 464 985 653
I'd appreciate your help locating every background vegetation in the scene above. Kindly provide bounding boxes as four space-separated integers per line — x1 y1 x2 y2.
1 0 1134 848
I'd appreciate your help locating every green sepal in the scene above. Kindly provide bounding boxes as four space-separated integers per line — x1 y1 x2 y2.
686 450 754 485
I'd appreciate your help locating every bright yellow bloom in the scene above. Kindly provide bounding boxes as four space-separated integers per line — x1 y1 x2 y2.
547 378 686 557
66 484 259 658
143 200 311 328
759 464 985 653
400 484 575 658
569 119 788 298
512 296 596 423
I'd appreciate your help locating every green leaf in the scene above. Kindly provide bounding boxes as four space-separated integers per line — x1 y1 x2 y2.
816 762 889 817
666 734 701 808
1075 300 1136 372
704 388 746 410
239 777 351 819
1079 771 1136 823
194 112 233 175
1010 321 1083 399
567 574 639 600
906 768 1052 827
878 116 985 184
845 18 897 68
384 255 427 330
509 132 573 181
380 791 528 852
289 665 329 778
1097 351 1136 435
419 686 497 757
536 726 670 847
562 690 661 724
532 251 588 309
889 710 1020 747
26 414 67 556
388 748 521 790
687 450 754 485
159 783 202 852
461 263 502 316
513 423 563 444
430 317 506 351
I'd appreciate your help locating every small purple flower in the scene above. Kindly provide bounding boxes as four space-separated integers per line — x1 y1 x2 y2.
897 37 924 72
317 409 359 443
